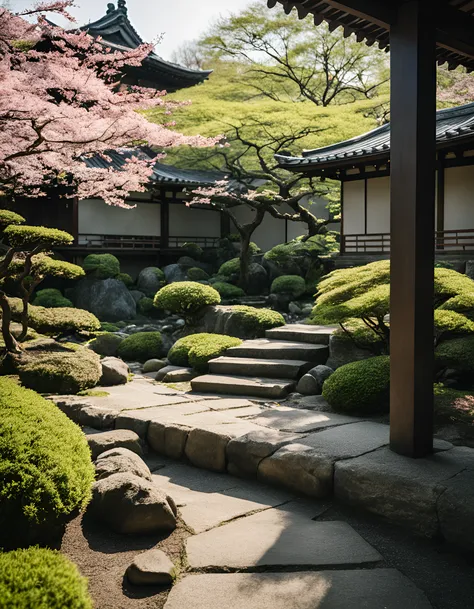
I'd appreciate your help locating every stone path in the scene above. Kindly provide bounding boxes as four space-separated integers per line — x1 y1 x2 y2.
191 324 333 398
147 460 432 608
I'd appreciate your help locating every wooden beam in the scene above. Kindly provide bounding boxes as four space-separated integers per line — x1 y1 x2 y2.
436 5 474 61
326 0 396 28
389 0 436 458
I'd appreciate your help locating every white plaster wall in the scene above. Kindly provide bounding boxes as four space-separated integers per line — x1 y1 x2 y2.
78 199 160 240
169 204 220 237
230 205 286 251
444 166 474 229
342 180 365 235
366 177 390 234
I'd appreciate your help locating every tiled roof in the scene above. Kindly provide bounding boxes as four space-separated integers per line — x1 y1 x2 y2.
275 102 474 172
83 148 224 186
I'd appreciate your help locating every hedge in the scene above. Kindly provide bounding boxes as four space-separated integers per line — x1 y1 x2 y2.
32 288 73 309
230 305 285 337
322 356 390 415
117 331 163 362
83 253 120 279
18 348 102 394
0 377 94 548
154 281 220 318
9 299 101 335
4 225 73 247
270 275 306 298
88 332 123 357
0 548 92 608
212 281 245 299
168 333 242 372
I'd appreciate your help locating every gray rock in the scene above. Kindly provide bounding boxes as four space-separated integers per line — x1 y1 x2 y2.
87 429 143 460
89 473 177 534
126 549 175 586
142 358 166 373
185 428 231 472
263 257 303 281
89 333 123 357
155 365 186 382
163 264 187 284
288 301 302 315
130 290 146 304
73 278 136 322
137 267 164 297
437 462 474 552
194 304 278 339
163 367 196 382
100 356 129 386
95 447 152 481
465 260 474 280
326 334 374 369
296 373 320 395
161 325 174 333
308 364 333 385
301 303 313 316
175 318 185 327
247 263 268 295
147 421 190 459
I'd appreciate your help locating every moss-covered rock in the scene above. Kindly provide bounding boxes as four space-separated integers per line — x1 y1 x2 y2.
154 282 220 319
218 258 240 278
18 348 102 394
137 296 155 316
117 331 163 363
168 333 242 372
0 547 93 607
88 332 124 357
136 267 165 297
0 377 94 548
180 242 204 260
270 275 306 298
229 305 285 338
187 267 210 281
100 322 120 333
212 281 245 299
32 288 73 308
83 253 120 279
322 356 390 414
115 272 134 288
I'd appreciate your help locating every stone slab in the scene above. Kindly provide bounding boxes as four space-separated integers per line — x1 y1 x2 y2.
265 323 336 345
186 509 382 569
258 422 389 497
191 374 296 399
87 429 143 460
115 403 210 437
437 460 474 551
334 446 474 537
204 397 256 411
248 406 359 433
226 338 329 363
209 356 310 380
164 570 432 609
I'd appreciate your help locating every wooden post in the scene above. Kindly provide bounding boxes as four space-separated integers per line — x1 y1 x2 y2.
72 197 79 245
389 0 436 457
436 157 445 251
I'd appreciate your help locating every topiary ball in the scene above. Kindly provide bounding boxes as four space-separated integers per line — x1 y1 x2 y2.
117 331 163 363
88 332 123 357
0 377 94 548
0 547 93 607
83 254 120 279
271 275 306 298
187 267 210 281
32 288 73 309
322 356 390 415
229 305 285 338
154 282 220 319
218 258 240 278
168 333 242 372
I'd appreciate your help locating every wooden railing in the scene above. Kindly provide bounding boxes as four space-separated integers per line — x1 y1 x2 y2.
168 235 220 248
76 234 220 250
342 229 474 254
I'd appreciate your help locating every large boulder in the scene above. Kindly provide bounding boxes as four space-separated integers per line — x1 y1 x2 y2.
87 429 143 460
296 365 334 395
193 305 284 339
73 278 136 322
95 447 152 481
100 356 129 386
163 264 188 284
89 473 177 534
246 263 268 295
130 290 146 303
137 267 165 297
326 334 374 369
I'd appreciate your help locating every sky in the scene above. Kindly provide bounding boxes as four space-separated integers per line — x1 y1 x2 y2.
9 0 254 59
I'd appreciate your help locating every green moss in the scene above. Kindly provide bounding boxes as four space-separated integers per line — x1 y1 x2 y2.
168 333 242 372
333 319 387 352
231 305 285 337
32 288 73 308
77 389 109 397
154 282 220 318
4 225 73 247
0 547 93 608
213 281 245 299
117 331 163 363
100 322 120 333
18 348 102 395
137 297 155 316
8 299 101 335
270 275 306 298
264 236 327 266
187 267 210 281
435 336 474 375
180 242 204 259
88 332 123 356
322 356 390 414
0 209 25 228
83 253 120 279
434 384 474 430
218 258 240 277
0 378 94 548
115 272 134 287
31 255 84 280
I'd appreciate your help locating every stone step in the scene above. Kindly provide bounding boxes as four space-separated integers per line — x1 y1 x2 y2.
191 374 295 399
266 323 336 345
208 357 311 380
226 339 329 363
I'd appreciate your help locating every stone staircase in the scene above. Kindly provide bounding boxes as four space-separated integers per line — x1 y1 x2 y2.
191 324 334 399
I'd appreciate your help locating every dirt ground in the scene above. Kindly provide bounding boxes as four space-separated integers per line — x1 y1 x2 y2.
61 514 190 609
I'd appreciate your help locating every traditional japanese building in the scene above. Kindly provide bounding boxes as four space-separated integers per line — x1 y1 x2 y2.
276 102 474 267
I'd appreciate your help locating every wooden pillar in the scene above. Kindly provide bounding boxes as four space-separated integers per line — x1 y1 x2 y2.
160 191 169 250
72 197 79 245
220 210 231 238
389 0 436 457
436 157 445 251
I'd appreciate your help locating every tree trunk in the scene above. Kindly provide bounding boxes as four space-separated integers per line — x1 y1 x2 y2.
238 231 252 292
0 292 20 353
18 294 29 342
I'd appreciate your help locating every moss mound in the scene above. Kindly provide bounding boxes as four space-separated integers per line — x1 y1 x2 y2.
100 322 120 333
213 281 245 299
0 547 92 608
18 348 102 394
154 282 220 318
32 288 73 308
187 267 210 281
137 296 155 316
436 336 474 377
218 258 240 277
322 356 390 414
115 272 134 288
231 305 285 337
270 275 306 298
0 378 94 548
117 331 163 362
83 253 120 279
9 298 100 335
168 333 242 372
180 242 203 260
88 332 123 357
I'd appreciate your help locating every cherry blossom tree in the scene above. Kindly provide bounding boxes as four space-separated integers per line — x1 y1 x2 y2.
0 2 219 208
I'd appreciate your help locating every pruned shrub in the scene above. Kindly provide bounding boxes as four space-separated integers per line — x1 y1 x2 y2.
100 322 120 333
434 309 474 339
0 209 25 227
137 296 155 316
322 356 390 414
436 336 474 378
187 267 210 281
180 242 203 260
154 281 220 319
115 272 134 288
83 253 120 279
0 377 94 548
230 305 285 337
0 548 93 608
18 348 102 394
9 299 101 335
117 331 163 362
218 258 240 277
271 275 306 298
439 292 474 321
88 332 123 357
32 288 73 309
5 225 73 247
213 281 245 299
168 333 242 372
